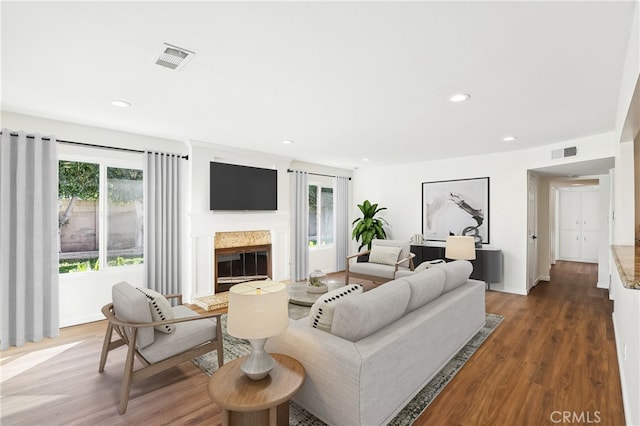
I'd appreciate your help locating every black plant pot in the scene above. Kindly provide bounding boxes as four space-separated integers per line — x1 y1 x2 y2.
357 254 370 263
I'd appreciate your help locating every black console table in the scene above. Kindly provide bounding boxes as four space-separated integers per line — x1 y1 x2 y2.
410 243 503 289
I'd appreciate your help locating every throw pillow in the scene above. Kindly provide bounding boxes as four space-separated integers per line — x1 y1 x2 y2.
368 245 402 266
309 284 363 332
414 259 446 273
136 288 176 334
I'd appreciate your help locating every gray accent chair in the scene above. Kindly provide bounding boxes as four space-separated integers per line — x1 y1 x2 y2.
345 239 416 284
98 281 224 414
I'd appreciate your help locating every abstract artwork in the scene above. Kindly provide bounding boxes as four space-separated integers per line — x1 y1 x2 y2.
422 177 489 244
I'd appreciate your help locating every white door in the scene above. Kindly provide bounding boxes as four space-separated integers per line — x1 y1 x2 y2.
527 174 538 292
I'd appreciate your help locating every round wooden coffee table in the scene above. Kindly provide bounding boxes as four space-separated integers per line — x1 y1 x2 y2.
287 281 344 306
208 353 305 426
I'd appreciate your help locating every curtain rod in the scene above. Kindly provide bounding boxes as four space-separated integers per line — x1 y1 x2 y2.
287 168 351 180
1 132 189 160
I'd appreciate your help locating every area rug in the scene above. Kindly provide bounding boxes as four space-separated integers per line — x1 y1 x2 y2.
193 310 503 425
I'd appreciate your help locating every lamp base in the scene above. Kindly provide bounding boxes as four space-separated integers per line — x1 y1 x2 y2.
241 338 277 380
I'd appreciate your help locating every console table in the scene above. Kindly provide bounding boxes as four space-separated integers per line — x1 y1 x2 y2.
411 243 503 289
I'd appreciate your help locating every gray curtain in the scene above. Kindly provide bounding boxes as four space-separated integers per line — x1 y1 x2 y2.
290 171 309 281
144 151 182 296
0 130 59 350
334 176 349 271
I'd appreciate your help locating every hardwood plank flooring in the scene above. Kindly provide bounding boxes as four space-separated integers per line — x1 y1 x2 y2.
0 261 625 425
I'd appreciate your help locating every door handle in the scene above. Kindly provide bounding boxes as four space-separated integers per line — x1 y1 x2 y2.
531 235 537 240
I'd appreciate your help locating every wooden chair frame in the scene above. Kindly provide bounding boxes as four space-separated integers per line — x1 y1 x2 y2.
98 294 224 414
345 250 416 284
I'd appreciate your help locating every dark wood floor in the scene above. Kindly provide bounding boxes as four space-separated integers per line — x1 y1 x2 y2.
0 261 624 425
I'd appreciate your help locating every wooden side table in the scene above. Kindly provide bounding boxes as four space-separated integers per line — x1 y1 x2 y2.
208 353 305 426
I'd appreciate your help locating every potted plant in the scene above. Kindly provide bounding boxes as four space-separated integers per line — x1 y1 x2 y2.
351 200 388 260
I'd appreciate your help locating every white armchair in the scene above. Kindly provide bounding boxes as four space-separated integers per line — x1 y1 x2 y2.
345 239 415 284
98 282 224 414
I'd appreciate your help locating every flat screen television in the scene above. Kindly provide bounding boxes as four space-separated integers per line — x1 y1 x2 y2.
210 162 278 211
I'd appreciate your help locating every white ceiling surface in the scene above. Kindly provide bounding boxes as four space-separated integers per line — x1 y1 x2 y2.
1 1 637 171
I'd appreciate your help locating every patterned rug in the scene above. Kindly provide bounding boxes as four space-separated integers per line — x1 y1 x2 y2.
193 309 503 425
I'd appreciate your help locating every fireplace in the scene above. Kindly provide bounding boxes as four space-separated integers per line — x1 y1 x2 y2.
214 231 272 293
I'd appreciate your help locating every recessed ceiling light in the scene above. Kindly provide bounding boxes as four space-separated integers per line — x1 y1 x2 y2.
449 93 470 103
503 136 518 142
282 140 293 145
362 158 370 162
111 99 131 108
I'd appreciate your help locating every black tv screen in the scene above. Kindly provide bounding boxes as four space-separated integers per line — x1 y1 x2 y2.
210 162 278 211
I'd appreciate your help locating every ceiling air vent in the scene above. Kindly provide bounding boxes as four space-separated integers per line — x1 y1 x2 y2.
153 43 195 71
551 146 577 159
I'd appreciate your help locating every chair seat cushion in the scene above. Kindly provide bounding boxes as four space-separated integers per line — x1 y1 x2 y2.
349 262 410 279
138 306 218 363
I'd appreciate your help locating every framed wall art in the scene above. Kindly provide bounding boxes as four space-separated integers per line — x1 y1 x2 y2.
422 177 489 244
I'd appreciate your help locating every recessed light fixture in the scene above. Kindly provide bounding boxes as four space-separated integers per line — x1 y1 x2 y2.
362 158 370 162
449 93 470 103
111 99 131 108
282 140 293 145
503 136 518 142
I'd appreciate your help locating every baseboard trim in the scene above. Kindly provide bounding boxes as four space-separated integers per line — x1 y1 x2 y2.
60 313 103 328
538 275 551 282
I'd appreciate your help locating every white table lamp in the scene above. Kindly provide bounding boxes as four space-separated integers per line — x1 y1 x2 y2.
227 280 289 380
445 236 477 260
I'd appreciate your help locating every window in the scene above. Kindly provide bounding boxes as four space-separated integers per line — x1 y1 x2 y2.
58 160 143 273
308 184 334 247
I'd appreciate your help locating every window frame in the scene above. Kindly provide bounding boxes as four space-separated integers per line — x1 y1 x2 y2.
58 151 144 274
308 180 335 250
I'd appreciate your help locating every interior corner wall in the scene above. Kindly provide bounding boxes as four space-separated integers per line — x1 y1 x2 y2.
352 132 615 296
536 176 551 282
615 141 635 245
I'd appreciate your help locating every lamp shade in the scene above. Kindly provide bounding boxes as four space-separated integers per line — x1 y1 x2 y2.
445 236 476 260
227 280 289 340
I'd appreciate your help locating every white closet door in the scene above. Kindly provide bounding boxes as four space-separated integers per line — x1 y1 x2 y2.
559 191 582 230
559 230 581 260
581 231 599 262
581 190 600 232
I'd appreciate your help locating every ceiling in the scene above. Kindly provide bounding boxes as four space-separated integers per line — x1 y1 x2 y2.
1 1 637 172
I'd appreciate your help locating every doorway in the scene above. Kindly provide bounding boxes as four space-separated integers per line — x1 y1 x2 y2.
527 158 614 291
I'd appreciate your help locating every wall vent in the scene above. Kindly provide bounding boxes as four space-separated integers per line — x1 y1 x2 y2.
551 146 577 159
153 43 195 71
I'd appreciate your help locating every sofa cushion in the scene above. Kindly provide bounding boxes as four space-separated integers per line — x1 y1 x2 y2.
368 245 401 266
432 260 473 293
139 305 218 364
136 288 176 334
309 284 363 332
112 281 154 349
331 279 411 341
398 268 446 313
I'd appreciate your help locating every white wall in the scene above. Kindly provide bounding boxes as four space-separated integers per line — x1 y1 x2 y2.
1 111 187 326
353 132 616 296
611 5 640 425
188 141 292 298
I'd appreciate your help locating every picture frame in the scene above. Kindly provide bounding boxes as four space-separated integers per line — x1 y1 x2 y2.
422 177 490 244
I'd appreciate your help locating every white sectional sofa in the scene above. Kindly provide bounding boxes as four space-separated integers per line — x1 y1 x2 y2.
266 260 485 426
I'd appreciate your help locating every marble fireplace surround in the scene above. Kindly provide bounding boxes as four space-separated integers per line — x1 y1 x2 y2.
214 231 272 293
